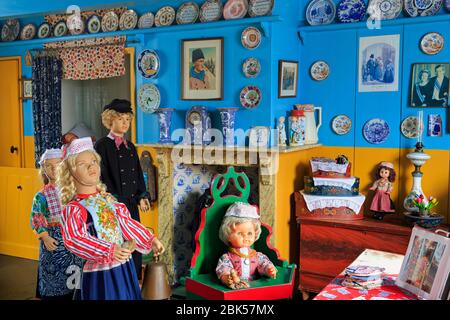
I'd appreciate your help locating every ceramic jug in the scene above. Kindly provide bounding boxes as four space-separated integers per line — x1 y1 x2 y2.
295 104 322 145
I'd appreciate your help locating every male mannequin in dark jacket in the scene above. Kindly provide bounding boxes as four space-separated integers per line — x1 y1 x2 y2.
94 99 151 280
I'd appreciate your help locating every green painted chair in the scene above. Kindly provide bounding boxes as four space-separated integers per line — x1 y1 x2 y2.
184 166 296 300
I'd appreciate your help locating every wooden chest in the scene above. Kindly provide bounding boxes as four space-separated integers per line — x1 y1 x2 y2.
296 215 412 294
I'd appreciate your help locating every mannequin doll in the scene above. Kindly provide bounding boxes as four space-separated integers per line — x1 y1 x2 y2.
30 148 83 300
57 137 165 300
94 99 152 280
369 161 396 220
216 202 277 289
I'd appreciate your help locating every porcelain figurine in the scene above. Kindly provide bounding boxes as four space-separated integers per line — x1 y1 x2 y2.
369 161 396 220
277 116 287 146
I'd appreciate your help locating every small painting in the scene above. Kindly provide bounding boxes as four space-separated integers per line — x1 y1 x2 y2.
22 79 32 99
278 60 298 98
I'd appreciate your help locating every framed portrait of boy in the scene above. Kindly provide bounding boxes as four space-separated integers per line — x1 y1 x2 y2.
278 60 298 98
410 63 450 107
22 78 32 100
181 37 223 100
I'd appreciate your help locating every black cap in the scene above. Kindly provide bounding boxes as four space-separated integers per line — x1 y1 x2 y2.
103 99 133 114
192 48 205 63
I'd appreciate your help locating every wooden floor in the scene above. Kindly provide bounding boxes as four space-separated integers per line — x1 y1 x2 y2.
0 254 37 300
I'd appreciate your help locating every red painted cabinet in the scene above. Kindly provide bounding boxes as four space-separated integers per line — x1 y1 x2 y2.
296 216 412 294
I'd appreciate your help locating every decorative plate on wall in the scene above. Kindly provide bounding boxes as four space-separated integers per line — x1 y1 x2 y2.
87 15 101 34
119 9 138 30
401 116 422 139
367 0 402 20
310 60 330 81
306 0 336 26
420 32 444 55
404 0 443 17
53 21 68 37
67 14 85 35
101 11 119 32
242 57 261 78
337 0 367 23
138 50 160 78
446 0 450 11
37 22 52 39
332 115 352 135
199 0 223 22
176 2 200 24
1 19 20 41
223 0 249 20
20 24 37 40
363 118 390 144
240 85 262 109
248 0 274 17
138 83 161 113
241 27 262 50
155 6 176 27
138 12 155 29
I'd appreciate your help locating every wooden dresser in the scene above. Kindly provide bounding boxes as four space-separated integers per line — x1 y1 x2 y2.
295 193 412 296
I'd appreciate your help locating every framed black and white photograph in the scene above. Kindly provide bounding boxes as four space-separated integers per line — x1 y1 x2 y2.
181 37 223 100
358 35 400 92
278 60 298 98
22 78 32 99
410 63 449 108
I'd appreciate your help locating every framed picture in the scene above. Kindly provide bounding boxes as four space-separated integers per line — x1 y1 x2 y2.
396 226 450 300
358 35 400 92
22 78 32 99
249 126 270 148
278 60 298 98
181 37 223 100
410 63 449 108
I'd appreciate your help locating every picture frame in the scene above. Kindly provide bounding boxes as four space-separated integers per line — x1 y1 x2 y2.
396 226 450 300
181 37 224 100
278 60 298 98
358 35 400 92
410 63 450 108
22 78 32 100
249 126 270 148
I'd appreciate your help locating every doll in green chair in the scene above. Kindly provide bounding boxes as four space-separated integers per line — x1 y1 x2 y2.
216 202 277 290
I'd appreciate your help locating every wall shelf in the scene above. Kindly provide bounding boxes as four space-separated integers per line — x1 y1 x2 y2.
0 15 282 48
298 13 450 34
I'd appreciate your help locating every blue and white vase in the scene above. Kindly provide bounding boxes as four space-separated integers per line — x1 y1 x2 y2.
218 108 239 146
157 108 174 144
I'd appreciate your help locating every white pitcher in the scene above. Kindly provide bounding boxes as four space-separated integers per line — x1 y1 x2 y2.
295 104 322 144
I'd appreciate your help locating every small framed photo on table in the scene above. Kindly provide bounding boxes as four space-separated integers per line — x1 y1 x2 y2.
278 60 298 98
22 78 32 100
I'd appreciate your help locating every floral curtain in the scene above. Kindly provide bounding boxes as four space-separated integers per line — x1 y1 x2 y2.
45 36 126 80
32 55 63 167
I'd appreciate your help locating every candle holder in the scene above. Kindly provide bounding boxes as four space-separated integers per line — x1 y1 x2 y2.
157 108 174 144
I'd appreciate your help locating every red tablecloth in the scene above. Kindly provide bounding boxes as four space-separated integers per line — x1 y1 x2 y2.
314 274 418 300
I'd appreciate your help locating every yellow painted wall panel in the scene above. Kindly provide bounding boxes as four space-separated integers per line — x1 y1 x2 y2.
24 136 35 169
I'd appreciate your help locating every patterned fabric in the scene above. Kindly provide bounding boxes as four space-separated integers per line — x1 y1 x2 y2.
108 132 129 150
30 186 83 298
32 55 63 168
45 36 126 80
216 250 274 282
45 7 127 26
314 274 417 300
301 191 366 213
61 193 154 273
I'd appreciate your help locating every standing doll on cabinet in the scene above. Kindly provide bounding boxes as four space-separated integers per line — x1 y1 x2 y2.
369 161 396 220
30 148 83 300
94 99 152 280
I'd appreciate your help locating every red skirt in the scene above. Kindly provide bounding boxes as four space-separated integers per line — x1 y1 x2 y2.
370 189 395 212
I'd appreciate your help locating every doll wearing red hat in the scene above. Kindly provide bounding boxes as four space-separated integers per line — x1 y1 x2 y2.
369 161 396 220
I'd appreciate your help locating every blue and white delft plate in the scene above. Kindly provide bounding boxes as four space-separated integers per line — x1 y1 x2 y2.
445 0 450 11
337 0 367 23
404 0 443 17
138 83 161 113
306 0 336 26
138 49 160 78
367 0 402 20
363 118 390 144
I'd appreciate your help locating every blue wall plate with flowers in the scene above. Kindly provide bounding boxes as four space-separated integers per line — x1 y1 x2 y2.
306 0 336 26
404 0 443 17
337 0 367 22
363 118 390 144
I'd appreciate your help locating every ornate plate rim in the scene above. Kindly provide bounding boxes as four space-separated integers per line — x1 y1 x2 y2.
401 116 421 139
420 32 444 55
37 22 51 39
306 0 337 26
176 2 200 25
199 0 223 22
241 26 262 50
20 23 36 41
242 57 261 78
248 0 275 17
138 12 155 29
332 114 352 135
87 15 101 34
53 20 68 37
367 0 403 20
337 0 367 23
155 6 176 27
310 60 330 81
223 0 249 20
119 9 138 30
138 83 161 113
363 118 390 144
240 85 262 109
138 49 160 79
101 11 119 32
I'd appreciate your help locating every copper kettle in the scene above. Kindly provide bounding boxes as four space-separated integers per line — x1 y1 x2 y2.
141 255 172 300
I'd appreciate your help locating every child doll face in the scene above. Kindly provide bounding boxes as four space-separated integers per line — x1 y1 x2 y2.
380 168 390 179
111 113 132 135
73 151 100 186
43 158 61 182
228 221 256 248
